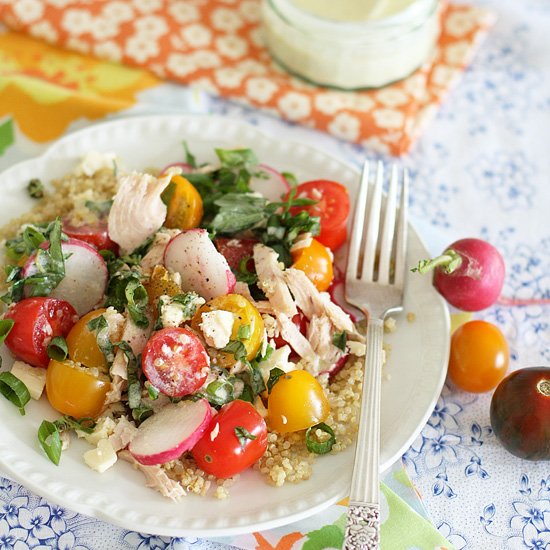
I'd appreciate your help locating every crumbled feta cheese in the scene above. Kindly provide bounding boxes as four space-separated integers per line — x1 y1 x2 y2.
200 310 235 349
10 361 46 400
75 151 117 177
262 314 279 338
258 345 295 384
161 302 186 328
103 306 125 342
210 423 220 441
76 416 117 446
83 438 117 473
347 340 366 357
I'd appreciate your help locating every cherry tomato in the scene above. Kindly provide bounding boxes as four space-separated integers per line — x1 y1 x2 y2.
145 265 183 304
163 174 203 230
267 369 330 432
272 311 307 352
63 219 118 253
490 367 550 460
287 180 350 251
141 327 210 397
214 237 257 272
448 320 509 393
191 400 268 478
191 294 264 367
291 238 334 292
4 297 78 368
46 359 110 418
66 308 108 371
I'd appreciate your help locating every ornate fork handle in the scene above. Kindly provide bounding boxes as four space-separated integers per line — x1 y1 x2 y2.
343 502 380 549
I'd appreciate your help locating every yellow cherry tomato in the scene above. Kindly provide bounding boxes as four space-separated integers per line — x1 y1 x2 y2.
145 265 183 304
291 238 334 292
191 294 264 367
164 174 203 229
66 308 108 371
46 359 110 419
267 369 330 433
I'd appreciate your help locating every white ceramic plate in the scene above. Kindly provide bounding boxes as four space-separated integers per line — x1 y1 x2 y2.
0 115 450 537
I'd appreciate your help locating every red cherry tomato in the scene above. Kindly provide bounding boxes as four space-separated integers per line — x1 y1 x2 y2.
4 297 78 368
490 367 550 460
191 400 268 478
141 327 210 397
448 320 509 393
214 237 257 272
287 180 350 251
63 219 119 253
272 311 307 352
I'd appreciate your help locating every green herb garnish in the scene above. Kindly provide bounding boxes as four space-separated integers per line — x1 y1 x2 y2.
47 336 69 361
86 315 115 364
0 371 31 415
38 420 62 465
305 423 336 455
332 331 347 351
266 367 285 394
234 426 257 449
0 319 14 345
27 178 44 199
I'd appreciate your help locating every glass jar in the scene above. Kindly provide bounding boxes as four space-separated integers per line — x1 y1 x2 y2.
261 0 441 90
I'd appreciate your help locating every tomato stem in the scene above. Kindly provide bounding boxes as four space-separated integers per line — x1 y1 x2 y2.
411 249 462 275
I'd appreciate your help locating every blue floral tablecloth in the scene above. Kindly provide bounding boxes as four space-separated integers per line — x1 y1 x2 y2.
1 0 549 548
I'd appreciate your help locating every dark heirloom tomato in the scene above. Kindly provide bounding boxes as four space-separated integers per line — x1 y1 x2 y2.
490 367 550 461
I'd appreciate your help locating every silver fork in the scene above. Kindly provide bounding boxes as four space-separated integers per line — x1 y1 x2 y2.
343 161 409 550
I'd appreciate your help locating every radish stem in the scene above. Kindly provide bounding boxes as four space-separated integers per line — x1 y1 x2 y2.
412 249 462 275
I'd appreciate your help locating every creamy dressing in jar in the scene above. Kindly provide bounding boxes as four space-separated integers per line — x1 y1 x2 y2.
261 0 441 89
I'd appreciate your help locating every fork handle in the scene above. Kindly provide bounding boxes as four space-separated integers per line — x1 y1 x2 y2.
343 318 384 549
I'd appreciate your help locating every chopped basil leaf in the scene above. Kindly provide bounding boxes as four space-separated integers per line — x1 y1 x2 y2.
38 420 62 465
0 319 14 345
47 336 69 361
266 367 285 394
282 171 299 188
86 315 114 364
132 406 153 423
305 423 336 455
27 178 44 199
104 269 149 329
0 371 31 415
332 331 347 351
235 361 265 402
183 140 197 168
160 180 177 207
215 148 258 169
235 256 257 285
237 324 251 341
55 415 96 434
209 194 268 234
221 340 248 362
171 292 202 319
146 383 160 400
116 342 142 410
234 426 257 449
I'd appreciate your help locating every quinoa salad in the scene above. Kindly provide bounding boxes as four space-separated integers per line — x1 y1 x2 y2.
0 145 381 501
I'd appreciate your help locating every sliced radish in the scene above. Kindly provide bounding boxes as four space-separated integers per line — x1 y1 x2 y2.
160 162 194 174
164 229 236 301
327 277 363 322
249 164 291 202
128 398 213 466
23 238 108 316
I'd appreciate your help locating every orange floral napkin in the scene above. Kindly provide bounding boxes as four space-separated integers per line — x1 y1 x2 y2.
0 0 494 155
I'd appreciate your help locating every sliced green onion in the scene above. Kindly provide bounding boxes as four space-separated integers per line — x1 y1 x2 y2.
27 178 44 199
305 423 336 455
0 372 31 415
0 319 14 345
47 336 69 361
37 420 62 465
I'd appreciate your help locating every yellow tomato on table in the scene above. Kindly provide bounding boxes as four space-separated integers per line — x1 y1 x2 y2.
191 294 264 367
267 369 330 433
46 359 110 419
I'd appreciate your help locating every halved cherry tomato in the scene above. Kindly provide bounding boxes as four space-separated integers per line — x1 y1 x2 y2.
4 297 78 368
267 369 330 432
46 359 110 418
141 327 210 397
163 174 203 230
191 294 264 367
214 237 257 272
66 308 108 371
145 265 183 304
448 320 509 393
63 219 118 253
191 400 268 478
291 238 334 292
288 180 350 251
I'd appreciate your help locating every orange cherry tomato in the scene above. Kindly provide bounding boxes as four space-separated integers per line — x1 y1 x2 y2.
46 359 110 419
448 320 509 393
291 238 334 292
191 294 264 367
66 308 108 371
163 174 203 229
267 369 330 432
